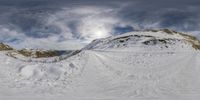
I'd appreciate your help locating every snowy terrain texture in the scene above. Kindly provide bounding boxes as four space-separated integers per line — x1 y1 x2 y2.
1 29 200 100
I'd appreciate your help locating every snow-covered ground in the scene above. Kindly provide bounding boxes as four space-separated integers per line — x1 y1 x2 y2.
1 30 200 100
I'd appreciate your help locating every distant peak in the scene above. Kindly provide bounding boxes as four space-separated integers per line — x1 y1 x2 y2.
0 43 13 51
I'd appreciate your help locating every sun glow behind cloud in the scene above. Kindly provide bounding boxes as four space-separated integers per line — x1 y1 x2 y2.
48 6 120 40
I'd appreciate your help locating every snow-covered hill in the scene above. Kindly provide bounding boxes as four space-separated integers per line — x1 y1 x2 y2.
1 29 200 100
84 29 200 51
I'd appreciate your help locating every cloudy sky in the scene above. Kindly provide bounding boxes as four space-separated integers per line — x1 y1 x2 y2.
0 0 200 50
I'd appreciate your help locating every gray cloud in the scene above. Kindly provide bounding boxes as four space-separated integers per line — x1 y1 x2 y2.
0 0 200 49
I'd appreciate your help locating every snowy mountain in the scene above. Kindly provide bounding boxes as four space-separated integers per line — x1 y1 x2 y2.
84 29 200 51
7 49 70 58
0 43 13 51
0 29 200 100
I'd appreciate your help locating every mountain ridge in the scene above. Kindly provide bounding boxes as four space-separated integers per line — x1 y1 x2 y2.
84 29 200 51
1 29 200 60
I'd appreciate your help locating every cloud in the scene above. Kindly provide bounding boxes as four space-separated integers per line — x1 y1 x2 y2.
44 6 122 41
15 36 86 50
0 6 123 49
0 25 85 50
0 0 200 49
0 26 25 43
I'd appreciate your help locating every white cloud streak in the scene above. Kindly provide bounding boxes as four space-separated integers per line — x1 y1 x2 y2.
0 6 124 50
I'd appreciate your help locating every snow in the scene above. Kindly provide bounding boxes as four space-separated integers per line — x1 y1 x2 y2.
0 31 200 100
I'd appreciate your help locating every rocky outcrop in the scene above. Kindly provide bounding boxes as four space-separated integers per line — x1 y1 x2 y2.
0 43 13 51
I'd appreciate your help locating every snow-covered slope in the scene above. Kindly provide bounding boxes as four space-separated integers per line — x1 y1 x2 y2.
84 29 200 51
1 29 200 100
